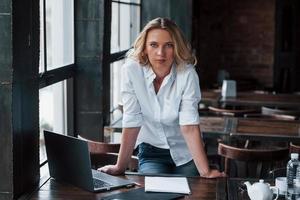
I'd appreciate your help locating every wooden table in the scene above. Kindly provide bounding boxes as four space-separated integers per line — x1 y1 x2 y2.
28 175 227 200
201 90 221 106
200 116 300 141
222 92 300 108
107 116 300 141
202 90 300 108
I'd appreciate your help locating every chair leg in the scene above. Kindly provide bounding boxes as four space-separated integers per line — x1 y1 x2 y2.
225 158 230 175
244 140 250 149
256 162 263 178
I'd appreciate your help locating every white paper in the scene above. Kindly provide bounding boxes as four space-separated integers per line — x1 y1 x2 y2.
145 176 191 194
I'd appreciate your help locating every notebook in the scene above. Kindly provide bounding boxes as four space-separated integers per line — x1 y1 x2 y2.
101 188 184 200
145 176 191 194
44 130 135 192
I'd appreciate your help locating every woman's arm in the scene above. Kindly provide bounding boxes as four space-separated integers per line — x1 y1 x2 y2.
180 125 225 178
98 127 140 175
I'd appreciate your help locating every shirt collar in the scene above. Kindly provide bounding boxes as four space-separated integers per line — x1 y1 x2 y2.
143 63 177 88
165 63 176 83
143 65 156 87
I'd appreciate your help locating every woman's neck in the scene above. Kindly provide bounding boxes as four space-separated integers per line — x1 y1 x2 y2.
152 65 172 81
152 65 172 93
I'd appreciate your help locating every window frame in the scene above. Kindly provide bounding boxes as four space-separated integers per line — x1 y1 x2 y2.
38 0 75 167
108 0 142 124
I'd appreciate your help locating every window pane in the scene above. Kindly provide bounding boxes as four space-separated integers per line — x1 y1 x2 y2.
111 3 120 53
39 81 67 164
119 4 131 51
110 59 125 113
45 0 74 70
110 59 125 144
39 0 45 73
118 0 141 3
128 5 140 45
111 3 140 53
109 2 141 144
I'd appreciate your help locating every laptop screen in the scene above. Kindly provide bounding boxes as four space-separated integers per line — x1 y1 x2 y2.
44 131 95 191
44 131 135 192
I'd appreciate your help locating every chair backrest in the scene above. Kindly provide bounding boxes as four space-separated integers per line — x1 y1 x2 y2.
261 106 299 120
244 113 298 121
77 135 138 172
77 135 120 154
218 142 289 178
208 106 259 117
290 142 300 154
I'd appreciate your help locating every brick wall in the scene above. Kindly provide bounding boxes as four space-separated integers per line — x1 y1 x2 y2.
193 0 275 90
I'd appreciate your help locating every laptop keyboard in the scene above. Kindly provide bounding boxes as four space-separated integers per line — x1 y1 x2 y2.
92 170 114 188
93 178 112 188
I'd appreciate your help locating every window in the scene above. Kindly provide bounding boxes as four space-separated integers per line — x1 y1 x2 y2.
39 0 74 72
111 0 141 53
110 0 141 132
39 0 74 165
39 81 68 163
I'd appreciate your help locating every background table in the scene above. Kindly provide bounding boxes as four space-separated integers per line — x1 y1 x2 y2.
202 90 300 108
200 116 300 141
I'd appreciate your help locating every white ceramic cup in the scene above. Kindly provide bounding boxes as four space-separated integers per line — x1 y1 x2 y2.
275 177 287 195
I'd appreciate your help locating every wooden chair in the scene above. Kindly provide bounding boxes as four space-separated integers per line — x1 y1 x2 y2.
261 106 299 120
244 113 298 121
77 135 138 172
242 106 299 121
78 135 120 154
268 142 300 180
218 142 289 178
268 142 300 179
208 106 259 117
290 142 300 154
204 106 259 168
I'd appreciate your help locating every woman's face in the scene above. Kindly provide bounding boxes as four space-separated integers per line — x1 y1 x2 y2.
144 28 175 71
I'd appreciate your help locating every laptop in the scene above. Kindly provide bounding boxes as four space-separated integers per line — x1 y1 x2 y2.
44 130 136 192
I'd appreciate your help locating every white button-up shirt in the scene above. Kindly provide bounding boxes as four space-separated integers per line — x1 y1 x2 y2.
121 58 201 166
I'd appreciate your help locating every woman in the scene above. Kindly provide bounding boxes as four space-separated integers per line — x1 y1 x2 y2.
99 17 225 178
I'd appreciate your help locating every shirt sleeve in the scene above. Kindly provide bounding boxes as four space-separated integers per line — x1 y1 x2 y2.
179 66 201 125
121 62 143 128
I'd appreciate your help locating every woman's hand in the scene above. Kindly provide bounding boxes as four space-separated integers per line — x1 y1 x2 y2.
201 169 227 178
97 164 125 175
98 128 140 176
